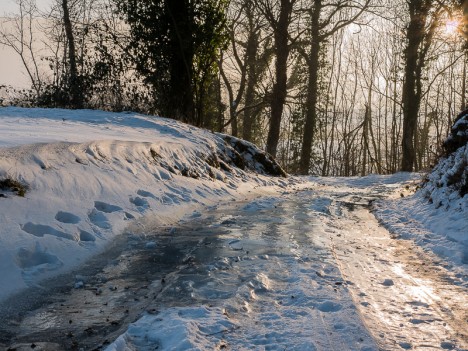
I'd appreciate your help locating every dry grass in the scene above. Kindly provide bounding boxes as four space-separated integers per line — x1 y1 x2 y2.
0 178 28 197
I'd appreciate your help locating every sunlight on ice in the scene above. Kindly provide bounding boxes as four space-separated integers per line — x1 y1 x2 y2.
392 264 440 304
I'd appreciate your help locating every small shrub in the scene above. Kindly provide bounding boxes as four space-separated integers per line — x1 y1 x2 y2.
0 178 28 197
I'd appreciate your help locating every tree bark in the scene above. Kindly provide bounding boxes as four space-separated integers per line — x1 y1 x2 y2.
401 0 435 172
242 22 260 142
265 0 293 157
463 0 468 42
62 0 83 109
361 104 370 175
166 0 195 124
401 4 421 172
462 52 467 110
298 0 321 175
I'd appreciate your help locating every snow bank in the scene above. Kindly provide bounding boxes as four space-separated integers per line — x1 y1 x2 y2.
0 107 289 301
374 110 468 271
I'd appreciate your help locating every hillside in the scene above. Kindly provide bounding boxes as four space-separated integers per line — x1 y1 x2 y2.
0 107 290 302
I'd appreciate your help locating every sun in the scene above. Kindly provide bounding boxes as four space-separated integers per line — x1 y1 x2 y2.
444 18 461 36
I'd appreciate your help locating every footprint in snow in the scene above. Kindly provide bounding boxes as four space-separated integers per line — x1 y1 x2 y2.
195 189 207 198
130 196 150 211
153 169 172 180
190 211 202 218
161 193 181 205
228 239 243 251
79 229 96 242
221 218 237 226
166 185 192 200
145 241 157 249
94 201 123 213
16 245 62 269
21 222 75 241
382 279 394 286
124 212 136 220
398 342 412 350
88 209 111 229
440 341 455 350
315 300 343 313
55 211 81 224
136 189 157 199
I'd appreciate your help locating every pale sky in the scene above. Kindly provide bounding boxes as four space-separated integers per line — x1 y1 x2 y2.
0 0 54 88
0 0 53 15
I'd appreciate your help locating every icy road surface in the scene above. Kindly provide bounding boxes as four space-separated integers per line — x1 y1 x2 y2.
2 179 467 351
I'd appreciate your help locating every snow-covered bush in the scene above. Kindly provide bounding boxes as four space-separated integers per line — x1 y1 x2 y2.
443 109 468 156
422 109 468 209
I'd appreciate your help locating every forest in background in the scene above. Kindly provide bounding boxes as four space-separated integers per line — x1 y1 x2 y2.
1 0 467 176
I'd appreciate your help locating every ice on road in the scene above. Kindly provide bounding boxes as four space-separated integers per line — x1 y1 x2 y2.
3 177 467 351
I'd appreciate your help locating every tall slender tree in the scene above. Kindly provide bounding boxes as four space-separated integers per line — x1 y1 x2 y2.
61 0 83 108
297 0 371 175
400 0 441 171
256 0 297 157
220 0 272 140
462 0 468 110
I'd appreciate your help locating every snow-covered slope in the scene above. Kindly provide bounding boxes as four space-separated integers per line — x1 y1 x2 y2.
428 108 468 206
374 110 468 270
0 107 289 302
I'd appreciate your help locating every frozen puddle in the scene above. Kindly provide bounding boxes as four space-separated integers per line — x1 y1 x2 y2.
2 182 467 350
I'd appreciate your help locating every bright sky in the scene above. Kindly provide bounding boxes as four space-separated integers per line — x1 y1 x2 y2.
0 0 53 88
0 0 53 15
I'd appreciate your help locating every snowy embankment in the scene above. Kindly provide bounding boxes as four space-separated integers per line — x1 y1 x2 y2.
374 110 468 271
0 107 289 302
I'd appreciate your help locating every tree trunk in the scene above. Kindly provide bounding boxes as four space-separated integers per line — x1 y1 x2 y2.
401 1 428 172
242 26 260 142
230 105 238 137
62 0 82 109
242 84 256 141
463 0 468 43
361 105 370 175
166 0 195 124
265 0 293 157
462 52 467 110
298 0 321 175
217 73 225 133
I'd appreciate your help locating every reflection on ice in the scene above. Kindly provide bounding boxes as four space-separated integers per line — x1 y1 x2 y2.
105 192 379 351
392 263 440 304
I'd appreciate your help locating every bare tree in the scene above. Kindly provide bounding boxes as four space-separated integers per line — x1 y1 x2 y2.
256 0 299 157
400 0 442 171
220 0 273 140
297 0 372 174
0 0 44 99
61 0 83 108
219 1 253 137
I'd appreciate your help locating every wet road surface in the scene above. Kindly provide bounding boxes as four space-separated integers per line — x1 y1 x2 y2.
1 183 467 350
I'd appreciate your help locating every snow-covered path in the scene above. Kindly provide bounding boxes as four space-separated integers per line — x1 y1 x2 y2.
323 185 468 350
3 178 467 351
